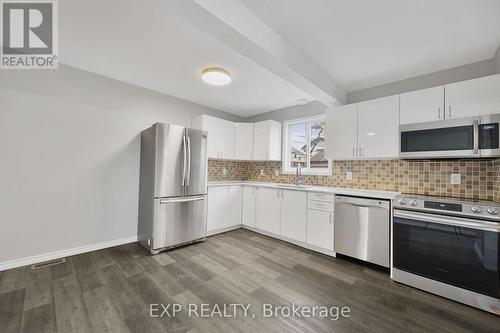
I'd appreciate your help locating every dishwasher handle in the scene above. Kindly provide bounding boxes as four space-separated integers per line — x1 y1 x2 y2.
335 195 390 210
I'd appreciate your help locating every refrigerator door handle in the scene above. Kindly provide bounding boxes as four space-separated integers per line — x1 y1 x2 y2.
186 136 191 186
160 195 205 204
182 135 187 186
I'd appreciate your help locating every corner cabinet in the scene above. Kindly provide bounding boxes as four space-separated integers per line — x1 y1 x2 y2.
325 95 399 159
193 115 281 161
234 123 254 160
253 120 282 161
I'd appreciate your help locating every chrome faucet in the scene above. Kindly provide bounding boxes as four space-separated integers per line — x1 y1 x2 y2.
295 163 304 186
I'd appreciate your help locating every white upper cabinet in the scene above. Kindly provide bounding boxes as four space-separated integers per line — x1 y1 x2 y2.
242 186 256 228
357 95 400 159
253 120 282 161
400 86 445 124
325 95 399 160
234 123 254 160
192 115 234 159
445 74 500 119
280 190 307 243
193 115 280 161
325 104 358 159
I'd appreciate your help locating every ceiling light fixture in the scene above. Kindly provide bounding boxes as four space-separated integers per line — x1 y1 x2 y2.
201 67 232 86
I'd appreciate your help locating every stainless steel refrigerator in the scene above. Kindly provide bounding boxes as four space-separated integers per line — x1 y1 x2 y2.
138 123 208 254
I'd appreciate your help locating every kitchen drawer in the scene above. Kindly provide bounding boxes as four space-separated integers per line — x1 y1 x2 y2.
308 200 334 212
308 192 335 203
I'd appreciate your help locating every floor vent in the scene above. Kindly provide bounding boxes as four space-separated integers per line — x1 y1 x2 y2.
31 258 66 270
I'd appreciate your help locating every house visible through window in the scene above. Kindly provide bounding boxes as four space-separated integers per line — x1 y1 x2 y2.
283 116 331 175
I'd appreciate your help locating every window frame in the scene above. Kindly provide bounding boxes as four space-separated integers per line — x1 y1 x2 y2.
282 115 332 176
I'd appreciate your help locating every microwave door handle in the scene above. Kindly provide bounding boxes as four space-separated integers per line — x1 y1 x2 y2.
473 119 479 154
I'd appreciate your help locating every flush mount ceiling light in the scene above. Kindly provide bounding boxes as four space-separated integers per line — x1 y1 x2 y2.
201 67 232 86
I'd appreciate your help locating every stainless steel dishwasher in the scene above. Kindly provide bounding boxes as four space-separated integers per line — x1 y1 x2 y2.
334 195 390 267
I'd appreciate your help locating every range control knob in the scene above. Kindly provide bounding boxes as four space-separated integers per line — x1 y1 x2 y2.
410 200 418 207
487 208 499 215
398 198 407 205
470 206 482 214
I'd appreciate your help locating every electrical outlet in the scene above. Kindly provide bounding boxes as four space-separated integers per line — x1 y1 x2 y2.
450 173 461 185
260 169 265 176
222 168 227 176
274 169 279 177
346 171 353 180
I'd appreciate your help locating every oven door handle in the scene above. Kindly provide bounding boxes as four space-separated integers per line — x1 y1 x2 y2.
394 210 500 233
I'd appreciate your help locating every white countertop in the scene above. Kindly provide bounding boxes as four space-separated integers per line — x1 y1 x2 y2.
208 181 400 200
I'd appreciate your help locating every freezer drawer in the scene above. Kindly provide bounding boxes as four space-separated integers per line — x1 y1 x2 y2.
334 196 390 267
152 195 207 250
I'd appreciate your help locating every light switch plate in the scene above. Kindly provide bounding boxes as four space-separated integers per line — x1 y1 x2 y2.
274 169 279 177
222 168 227 176
450 173 461 185
346 171 353 180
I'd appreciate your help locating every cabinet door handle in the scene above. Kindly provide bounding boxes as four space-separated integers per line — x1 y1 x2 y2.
352 148 356 157
359 147 363 157
448 105 452 118
438 107 441 119
329 214 332 224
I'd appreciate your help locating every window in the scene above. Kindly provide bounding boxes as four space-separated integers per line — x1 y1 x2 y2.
282 116 331 175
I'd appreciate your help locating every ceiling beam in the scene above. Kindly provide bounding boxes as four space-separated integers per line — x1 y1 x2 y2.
166 0 346 106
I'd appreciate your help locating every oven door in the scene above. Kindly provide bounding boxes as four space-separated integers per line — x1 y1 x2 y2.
393 209 500 298
400 117 479 159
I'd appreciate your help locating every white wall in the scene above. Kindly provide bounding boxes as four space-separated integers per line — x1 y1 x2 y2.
0 64 241 265
495 45 500 74
244 101 327 123
347 58 499 103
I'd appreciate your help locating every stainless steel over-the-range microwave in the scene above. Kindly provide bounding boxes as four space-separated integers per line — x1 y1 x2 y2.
400 114 500 159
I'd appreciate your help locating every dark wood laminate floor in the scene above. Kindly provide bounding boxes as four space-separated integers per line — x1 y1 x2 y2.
1 229 499 333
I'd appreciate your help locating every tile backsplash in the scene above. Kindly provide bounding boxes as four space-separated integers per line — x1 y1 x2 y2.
208 159 500 202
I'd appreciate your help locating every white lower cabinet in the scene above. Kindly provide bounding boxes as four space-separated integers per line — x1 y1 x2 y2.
207 185 336 255
255 187 281 234
280 190 307 243
307 209 334 251
242 186 256 228
207 186 242 232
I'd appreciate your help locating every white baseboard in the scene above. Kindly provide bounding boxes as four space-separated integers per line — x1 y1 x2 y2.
206 224 242 236
0 235 138 271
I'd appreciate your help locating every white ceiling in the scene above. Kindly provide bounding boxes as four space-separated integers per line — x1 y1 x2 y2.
59 0 313 117
240 0 500 92
60 0 500 116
